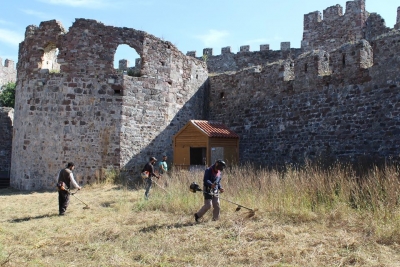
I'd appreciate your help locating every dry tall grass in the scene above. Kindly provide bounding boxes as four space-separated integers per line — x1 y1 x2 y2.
1 163 400 266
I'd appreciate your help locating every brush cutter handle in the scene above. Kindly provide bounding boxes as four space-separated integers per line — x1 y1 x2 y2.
207 191 254 211
69 188 81 195
189 182 254 212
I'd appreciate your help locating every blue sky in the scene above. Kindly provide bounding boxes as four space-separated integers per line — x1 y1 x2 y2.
0 0 398 68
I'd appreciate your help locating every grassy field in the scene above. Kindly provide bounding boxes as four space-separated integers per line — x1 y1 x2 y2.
1 163 400 267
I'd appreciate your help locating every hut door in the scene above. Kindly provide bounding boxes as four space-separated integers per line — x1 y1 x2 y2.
211 147 224 164
190 147 206 166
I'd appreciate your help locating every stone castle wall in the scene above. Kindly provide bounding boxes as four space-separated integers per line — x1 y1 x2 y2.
0 58 16 89
183 0 398 75
208 33 400 166
186 43 303 74
301 0 367 52
0 107 13 173
8 1 400 190
11 19 208 190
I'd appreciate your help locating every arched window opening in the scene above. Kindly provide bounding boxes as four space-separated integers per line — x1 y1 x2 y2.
114 44 141 77
342 54 346 67
41 43 60 73
304 63 308 73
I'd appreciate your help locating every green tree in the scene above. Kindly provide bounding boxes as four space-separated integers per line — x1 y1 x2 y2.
0 82 16 108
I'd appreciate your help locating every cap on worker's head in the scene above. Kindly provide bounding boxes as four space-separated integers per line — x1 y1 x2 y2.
150 156 157 161
67 162 75 168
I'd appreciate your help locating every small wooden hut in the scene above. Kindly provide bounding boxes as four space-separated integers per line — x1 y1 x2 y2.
173 120 239 170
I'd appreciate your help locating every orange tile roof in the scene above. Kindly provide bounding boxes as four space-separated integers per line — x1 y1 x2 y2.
191 120 239 138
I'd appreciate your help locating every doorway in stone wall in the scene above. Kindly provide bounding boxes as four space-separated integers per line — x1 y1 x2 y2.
190 147 207 166
114 44 141 77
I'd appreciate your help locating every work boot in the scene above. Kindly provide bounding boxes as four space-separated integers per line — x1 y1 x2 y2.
194 213 200 222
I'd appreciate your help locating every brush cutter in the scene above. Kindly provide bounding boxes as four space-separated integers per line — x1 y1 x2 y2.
69 190 90 209
189 182 256 217
149 177 170 194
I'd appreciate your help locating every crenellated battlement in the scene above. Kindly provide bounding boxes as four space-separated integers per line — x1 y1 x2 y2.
398 7 400 23
303 11 322 30
187 42 294 58
4 59 15 69
209 39 375 94
395 7 400 29
186 42 298 74
302 0 367 52
0 58 15 70
0 58 17 88
345 0 365 15
364 13 391 40
323 5 343 22
221 46 231 54
186 1 398 75
239 45 250 52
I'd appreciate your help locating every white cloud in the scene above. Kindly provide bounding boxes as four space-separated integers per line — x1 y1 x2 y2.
0 28 24 46
245 38 271 45
194 29 229 47
21 9 54 20
0 20 12 26
37 0 110 8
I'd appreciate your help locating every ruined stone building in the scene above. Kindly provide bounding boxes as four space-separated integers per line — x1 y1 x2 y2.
10 19 208 189
0 58 17 90
6 0 400 189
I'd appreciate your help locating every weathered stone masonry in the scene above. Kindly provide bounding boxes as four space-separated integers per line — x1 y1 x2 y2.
187 43 303 74
0 107 13 173
11 19 208 190
207 1 400 166
8 0 400 190
0 58 16 89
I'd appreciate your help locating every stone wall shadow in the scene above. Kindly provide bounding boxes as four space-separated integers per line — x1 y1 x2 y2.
121 79 209 189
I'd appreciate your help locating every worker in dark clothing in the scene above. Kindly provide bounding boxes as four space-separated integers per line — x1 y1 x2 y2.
57 162 81 215
142 157 161 199
194 159 226 222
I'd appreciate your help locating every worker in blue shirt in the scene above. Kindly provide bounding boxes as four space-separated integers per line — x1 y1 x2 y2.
194 159 226 222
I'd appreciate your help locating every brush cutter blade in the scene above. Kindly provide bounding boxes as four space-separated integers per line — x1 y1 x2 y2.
83 206 90 209
235 206 241 212
245 208 258 218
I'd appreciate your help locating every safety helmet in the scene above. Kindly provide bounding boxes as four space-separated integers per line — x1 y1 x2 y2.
215 159 226 167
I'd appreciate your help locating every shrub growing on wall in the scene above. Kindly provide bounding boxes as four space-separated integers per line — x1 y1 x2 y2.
0 82 16 108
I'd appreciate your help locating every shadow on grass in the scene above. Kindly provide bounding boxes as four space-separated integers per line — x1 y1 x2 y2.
9 213 59 223
0 187 55 196
139 222 196 233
